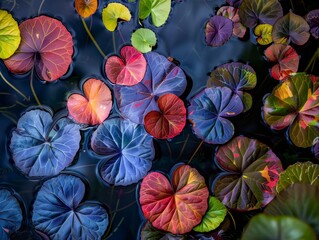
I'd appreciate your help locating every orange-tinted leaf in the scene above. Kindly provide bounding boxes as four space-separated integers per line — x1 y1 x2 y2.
144 93 186 139
75 0 98 18
67 78 112 125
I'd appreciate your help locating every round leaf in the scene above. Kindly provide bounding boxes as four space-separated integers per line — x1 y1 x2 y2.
0 10 21 59
131 28 157 53
139 165 209 234
75 0 98 18
67 78 113 125
306 9 319 39
102 3 131 32
213 136 283 210
105 45 147 85
139 0 171 27
4 16 74 82
205 16 233 47
140 221 184 240
254 24 273 45
144 93 186 139
91 118 154 186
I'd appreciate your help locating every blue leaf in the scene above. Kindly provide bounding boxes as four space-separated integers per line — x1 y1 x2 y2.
114 51 187 124
91 118 155 186
32 174 108 240
10 109 81 177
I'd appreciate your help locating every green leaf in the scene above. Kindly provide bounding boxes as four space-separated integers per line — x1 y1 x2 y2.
254 24 273 45
242 92 253 112
102 3 131 31
0 10 21 59
131 28 157 53
242 214 316 240
139 0 171 27
193 197 227 232
140 221 185 240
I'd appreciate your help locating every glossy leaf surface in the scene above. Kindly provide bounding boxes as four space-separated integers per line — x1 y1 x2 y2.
67 78 112 125
254 24 273 45
91 118 154 186
188 87 243 144
139 0 171 27
131 28 157 53
32 174 109 240
144 93 186 139
140 221 185 240
139 165 209 234
114 51 186 124
10 109 81 177
213 136 283 210
205 16 233 47
102 3 131 31
272 11 310 45
264 44 299 80
306 9 319 39
4 16 74 81
75 0 98 18
105 46 147 86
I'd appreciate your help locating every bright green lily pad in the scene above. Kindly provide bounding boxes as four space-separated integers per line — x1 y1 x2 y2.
131 28 157 53
139 0 171 27
0 10 21 59
193 197 227 233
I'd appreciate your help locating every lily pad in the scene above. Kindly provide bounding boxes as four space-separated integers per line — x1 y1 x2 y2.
0 10 21 59
263 73 319 148
75 0 98 18
140 221 185 240
213 136 283 210
264 44 299 81
10 108 81 177
4 15 74 82
139 0 171 27
105 45 147 85
254 24 273 45
139 165 209 234
306 9 319 39
205 16 233 47
131 28 157 53
32 174 109 239
67 78 113 125
91 117 154 186
272 11 310 45
188 87 243 144
102 3 131 31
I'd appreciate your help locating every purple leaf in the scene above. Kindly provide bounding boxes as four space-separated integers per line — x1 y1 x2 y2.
306 9 319 39
205 16 233 47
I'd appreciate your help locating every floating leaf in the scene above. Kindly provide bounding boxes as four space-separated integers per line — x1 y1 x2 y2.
264 44 299 81
67 78 112 125
0 189 23 239
226 0 242 8
254 24 273 45
272 11 310 45
102 3 131 32
238 0 283 28
115 51 187 124
32 174 109 239
91 117 154 186
213 136 283 210
139 0 171 27
75 0 98 18
4 16 74 82
131 28 157 53
276 162 319 192
306 9 319 39
205 16 233 47
242 214 316 240
0 10 21 59
140 221 185 240
10 108 81 177
105 46 147 86
263 73 319 148
139 165 209 234
144 93 186 139
193 197 227 233
188 87 243 144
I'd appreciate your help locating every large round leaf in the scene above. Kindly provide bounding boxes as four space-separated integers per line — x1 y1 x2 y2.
75 0 98 18
102 3 131 32
131 28 157 53
188 87 243 144
91 117 154 186
263 73 319 148
10 108 81 177
140 221 185 240
306 9 319 39
0 10 21 59
272 11 310 45
4 16 74 82
205 16 233 47
139 165 209 234
213 136 283 210
144 93 186 139
32 174 109 240
241 214 316 240
114 51 187 124
139 0 171 27
67 78 112 125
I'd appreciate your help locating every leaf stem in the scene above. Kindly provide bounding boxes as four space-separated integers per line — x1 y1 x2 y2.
227 210 237 230
30 69 42 106
10 0 16 11
105 199 120 237
177 134 190 161
0 71 29 101
0 111 17 124
38 0 45 15
187 140 203 164
305 48 319 73
112 32 117 53
105 217 124 239
110 201 136 214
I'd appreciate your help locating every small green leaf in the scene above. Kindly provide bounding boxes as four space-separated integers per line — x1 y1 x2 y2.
102 3 131 32
131 28 157 53
242 92 253 112
254 24 273 45
139 0 171 27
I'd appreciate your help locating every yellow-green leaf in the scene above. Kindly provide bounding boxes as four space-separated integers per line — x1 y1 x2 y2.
102 3 131 32
139 0 171 27
254 23 273 45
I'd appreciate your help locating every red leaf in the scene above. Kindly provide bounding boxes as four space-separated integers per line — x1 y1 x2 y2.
144 94 186 139
105 46 147 86
139 165 209 235
4 16 74 82
67 78 112 125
